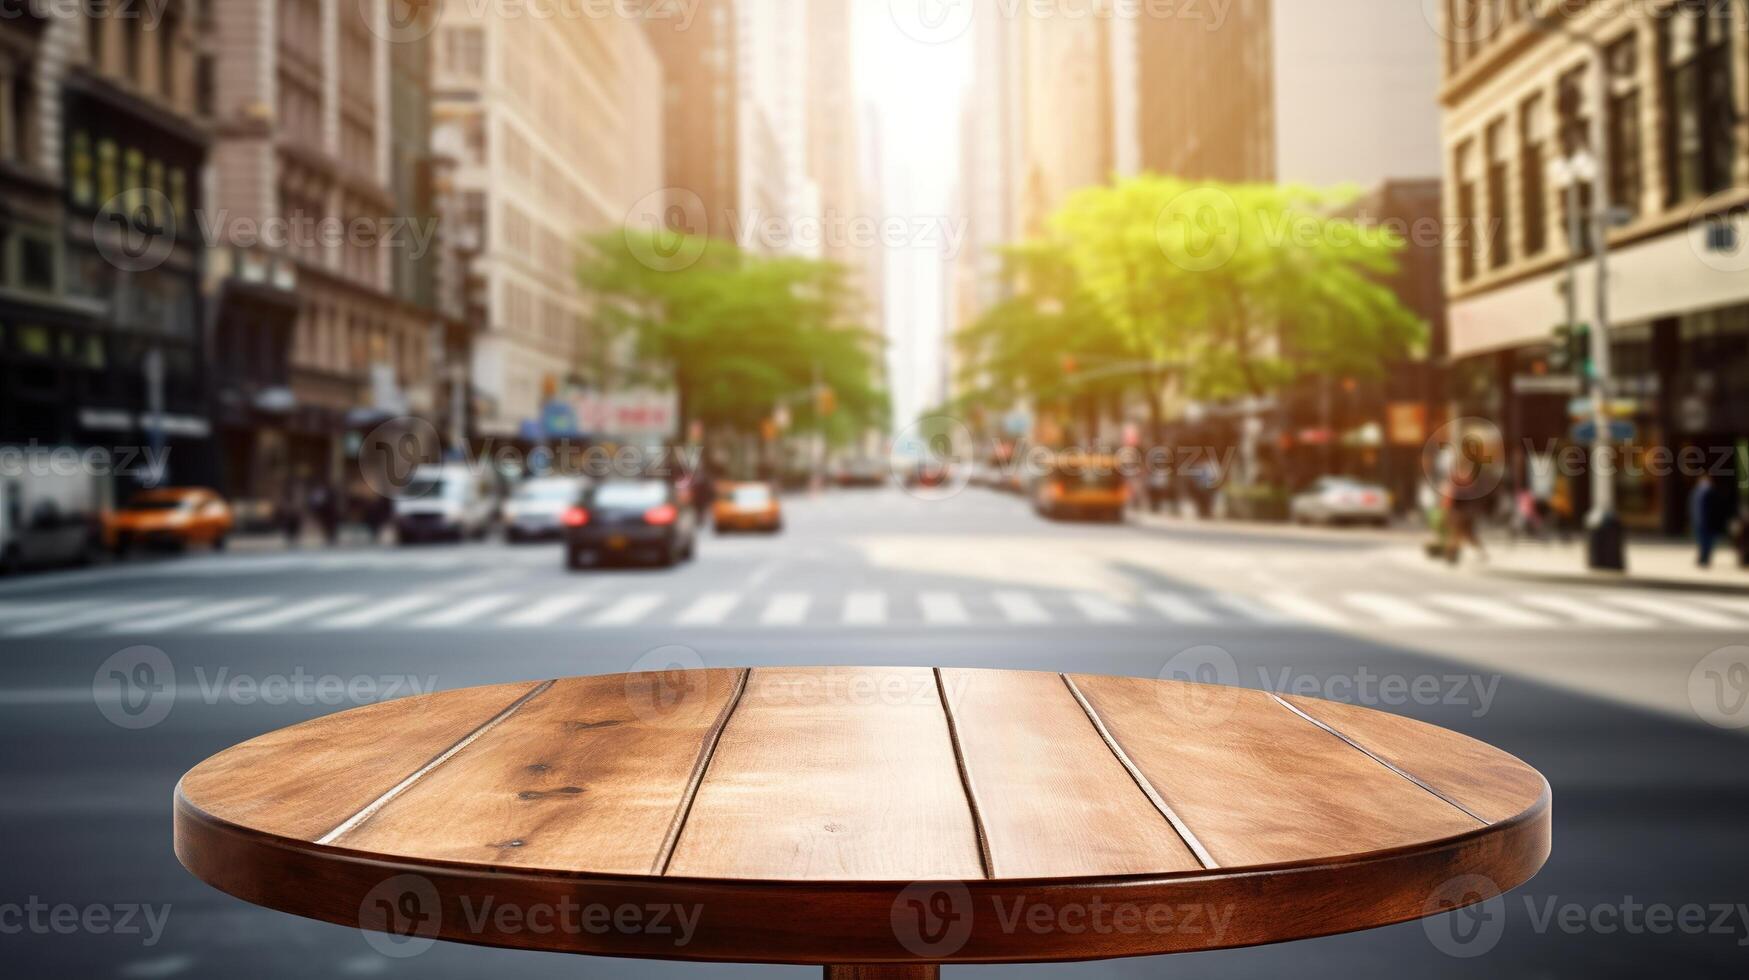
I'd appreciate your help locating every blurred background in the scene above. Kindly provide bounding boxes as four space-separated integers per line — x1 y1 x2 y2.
2 0 1748 977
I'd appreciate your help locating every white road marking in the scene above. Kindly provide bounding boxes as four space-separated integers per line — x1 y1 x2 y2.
842 591 888 625
992 591 1051 624
676 592 743 626
759 592 811 626
501 594 594 627
1142 593 1216 624
1519 594 1655 628
108 597 276 633
316 594 445 630
1602 594 1744 629
419 594 518 628
1341 593 1453 627
1214 594 1290 624
1071 593 1132 623
1260 594 1351 627
1426 593 1557 627
590 593 666 627
920 592 971 625
0 600 92 621
7 599 190 637
213 596 362 632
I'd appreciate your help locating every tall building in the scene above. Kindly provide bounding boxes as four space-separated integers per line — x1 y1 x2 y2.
1012 11 1113 237
1132 0 1275 181
737 0 813 253
1441 0 1749 534
807 0 859 268
641 0 739 242
432 4 662 438
0 4 217 487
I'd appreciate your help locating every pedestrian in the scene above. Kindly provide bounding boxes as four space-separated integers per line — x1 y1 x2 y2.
1444 472 1489 565
310 482 340 546
280 482 304 547
1692 475 1717 569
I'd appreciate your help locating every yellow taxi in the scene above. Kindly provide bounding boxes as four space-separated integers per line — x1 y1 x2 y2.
712 482 783 534
106 487 234 554
1033 454 1129 522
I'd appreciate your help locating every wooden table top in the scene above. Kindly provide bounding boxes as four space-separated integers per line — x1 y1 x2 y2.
175 667 1550 965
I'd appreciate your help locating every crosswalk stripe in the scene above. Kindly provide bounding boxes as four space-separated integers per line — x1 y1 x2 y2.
1071 593 1132 623
676 593 743 626
920 592 970 625
419 594 518 628
1342 593 1453 627
1519 594 1655 628
7 599 190 637
501 594 593 627
843 591 888 625
108 597 276 633
1695 596 1749 617
1260 594 1351 627
1143 592 1216 624
214 596 362 632
317 594 444 629
992 591 1051 624
760 593 811 626
0 600 92 621
1602 594 1744 629
1426 593 1557 627
1214 595 1290 624
590 593 666 627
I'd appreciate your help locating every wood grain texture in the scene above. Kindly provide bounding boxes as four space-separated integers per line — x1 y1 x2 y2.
1068 674 1485 867
174 668 1552 965
332 669 746 875
664 666 986 881
938 668 1202 877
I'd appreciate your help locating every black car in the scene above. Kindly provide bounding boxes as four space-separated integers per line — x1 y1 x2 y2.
562 479 698 570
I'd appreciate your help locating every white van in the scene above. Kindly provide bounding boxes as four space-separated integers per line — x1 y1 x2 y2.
392 464 497 544
1 449 112 574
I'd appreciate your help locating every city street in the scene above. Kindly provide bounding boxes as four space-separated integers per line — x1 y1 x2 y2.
4 486 1747 977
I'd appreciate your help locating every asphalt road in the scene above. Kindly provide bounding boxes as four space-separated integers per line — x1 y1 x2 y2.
3 486 1747 978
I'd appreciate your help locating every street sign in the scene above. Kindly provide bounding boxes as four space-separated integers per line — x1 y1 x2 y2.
1571 420 1636 444
1515 374 1581 395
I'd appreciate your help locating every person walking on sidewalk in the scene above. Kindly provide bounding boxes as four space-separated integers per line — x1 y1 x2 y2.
1692 475 1718 569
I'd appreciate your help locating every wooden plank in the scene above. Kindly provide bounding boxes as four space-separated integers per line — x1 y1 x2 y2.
1283 695 1547 825
665 666 985 881
1069 674 1483 867
334 669 746 875
939 668 1203 878
177 680 546 841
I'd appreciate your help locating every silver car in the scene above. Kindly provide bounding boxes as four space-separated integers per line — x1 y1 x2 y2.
504 476 588 543
1289 477 1393 528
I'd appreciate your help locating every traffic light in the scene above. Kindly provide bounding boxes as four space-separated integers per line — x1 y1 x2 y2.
1549 322 1592 376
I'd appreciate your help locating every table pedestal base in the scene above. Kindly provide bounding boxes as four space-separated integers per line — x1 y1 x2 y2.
823 965 939 980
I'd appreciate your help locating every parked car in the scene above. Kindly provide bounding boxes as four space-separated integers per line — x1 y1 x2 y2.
713 482 783 534
836 458 888 488
504 476 588 543
1032 454 1128 522
106 487 233 554
394 464 497 544
1289 477 1393 528
563 479 698 569
0 456 110 573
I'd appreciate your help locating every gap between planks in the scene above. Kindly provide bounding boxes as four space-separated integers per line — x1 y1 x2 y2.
654 667 752 875
934 666 995 879
1269 693 1489 826
316 679 558 846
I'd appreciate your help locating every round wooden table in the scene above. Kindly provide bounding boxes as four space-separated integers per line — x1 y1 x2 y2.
175 667 1550 976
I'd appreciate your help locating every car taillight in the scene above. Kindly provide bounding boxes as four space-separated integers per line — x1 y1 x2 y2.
561 507 590 527
644 504 679 526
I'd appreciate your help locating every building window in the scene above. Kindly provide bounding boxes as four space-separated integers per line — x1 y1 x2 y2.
1455 139 1478 282
1519 94 1547 256
1485 119 1510 270
1605 33 1643 218
1660 0 1735 205
1556 66 1594 257
446 27 484 79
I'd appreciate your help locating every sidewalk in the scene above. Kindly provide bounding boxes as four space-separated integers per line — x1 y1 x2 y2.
1418 534 1749 594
